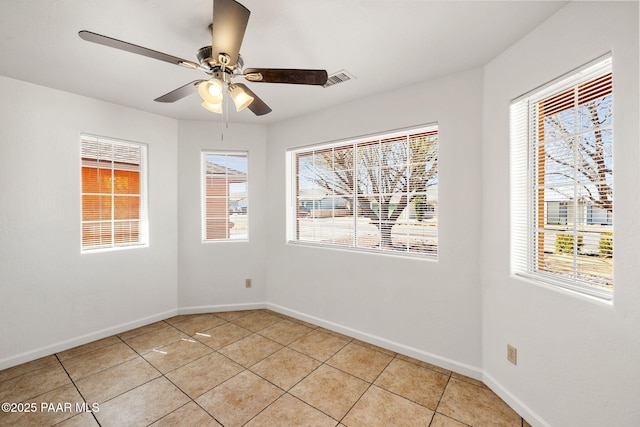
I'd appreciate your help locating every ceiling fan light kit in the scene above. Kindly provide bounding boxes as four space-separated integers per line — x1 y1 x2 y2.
201 100 223 114
228 84 254 112
78 0 329 117
198 79 223 104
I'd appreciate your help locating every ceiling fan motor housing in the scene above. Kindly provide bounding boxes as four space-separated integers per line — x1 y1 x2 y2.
197 45 243 72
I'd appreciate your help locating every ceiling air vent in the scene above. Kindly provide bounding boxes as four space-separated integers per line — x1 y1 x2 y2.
323 70 355 88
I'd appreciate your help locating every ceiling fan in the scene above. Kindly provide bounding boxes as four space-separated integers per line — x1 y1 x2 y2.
79 0 328 116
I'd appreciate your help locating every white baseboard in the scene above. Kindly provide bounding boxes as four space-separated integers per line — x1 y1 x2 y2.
177 302 267 315
483 372 550 427
0 309 178 371
2 301 547 427
266 302 483 381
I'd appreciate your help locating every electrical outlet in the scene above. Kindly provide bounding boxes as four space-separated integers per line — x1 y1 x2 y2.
507 344 517 365
245 278 252 288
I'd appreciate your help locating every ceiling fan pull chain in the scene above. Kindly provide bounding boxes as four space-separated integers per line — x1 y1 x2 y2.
221 96 228 141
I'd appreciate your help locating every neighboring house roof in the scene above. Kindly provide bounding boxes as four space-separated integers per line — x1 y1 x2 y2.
205 162 246 183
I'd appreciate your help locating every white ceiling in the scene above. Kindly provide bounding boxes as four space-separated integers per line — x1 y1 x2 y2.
0 0 567 124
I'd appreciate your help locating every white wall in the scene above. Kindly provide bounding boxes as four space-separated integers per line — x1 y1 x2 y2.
265 68 485 376
482 2 640 426
0 76 179 369
177 121 268 312
2 3 638 425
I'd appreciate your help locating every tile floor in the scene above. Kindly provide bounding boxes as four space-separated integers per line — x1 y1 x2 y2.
0 310 531 426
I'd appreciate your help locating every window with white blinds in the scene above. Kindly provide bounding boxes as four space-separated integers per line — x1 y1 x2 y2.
511 56 613 299
288 125 438 258
202 151 248 241
81 135 148 251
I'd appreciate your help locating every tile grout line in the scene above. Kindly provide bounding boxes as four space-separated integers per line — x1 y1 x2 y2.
335 350 401 426
430 367 452 418
121 314 240 426
165 314 292 425
3 310 520 426
192 313 288 426
54 353 103 427
238 323 356 425
155 312 360 425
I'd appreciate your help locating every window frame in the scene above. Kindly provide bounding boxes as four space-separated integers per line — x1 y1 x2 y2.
80 134 149 253
510 55 613 300
201 150 249 242
287 124 439 259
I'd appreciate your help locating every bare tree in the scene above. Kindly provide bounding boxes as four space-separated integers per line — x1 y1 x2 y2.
302 134 438 248
542 77 613 214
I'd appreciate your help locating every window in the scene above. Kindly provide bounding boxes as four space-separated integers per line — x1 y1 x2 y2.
511 56 613 299
81 135 148 251
202 151 248 241
288 125 438 257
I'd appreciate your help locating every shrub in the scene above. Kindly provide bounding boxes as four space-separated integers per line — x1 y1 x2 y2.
414 196 426 221
599 232 613 257
555 233 583 254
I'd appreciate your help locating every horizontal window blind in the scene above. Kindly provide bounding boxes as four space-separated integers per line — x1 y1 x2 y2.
81 135 148 251
202 151 248 241
289 124 438 258
511 56 613 299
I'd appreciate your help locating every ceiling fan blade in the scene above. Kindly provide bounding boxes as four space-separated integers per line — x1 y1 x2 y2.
154 80 204 103
243 68 328 86
79 30 201 69
211 0 250 67
234 83 272 116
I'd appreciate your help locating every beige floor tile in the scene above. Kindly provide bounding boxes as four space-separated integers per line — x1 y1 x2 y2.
430 413 471 427
218 334 283 367
56 336 121 361
0 362 71 403
166 352 244 399
258 319 313 345
245 394 337 427
342 385 434 427
123 325 189 354
250 347 321 390
193 322 253 349
150 401 222 426
0 355 60 383
231 311 283 332
352 339 397 357
196 370 283 427
117 321 168 341
55 412 101 426
0 310 526 427
316 327 354 341
60 341 138 380
142 338 213 373
328 342 393 382
0 383 85 427
74 357 161 403
396 353 452 376
164 313 202 326
451 371 487 388
290 364 369 420
292 319 321 330
214 310 254 321
374 358 449 409
437 377 522 427
94 377 190 427
169 314 227 336
278 314 320 330
289 329 351 362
